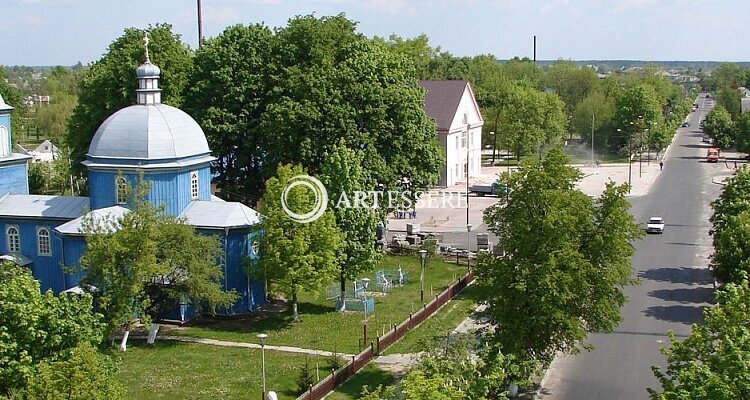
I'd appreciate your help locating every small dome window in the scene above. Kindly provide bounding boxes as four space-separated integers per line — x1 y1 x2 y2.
190 171 199 199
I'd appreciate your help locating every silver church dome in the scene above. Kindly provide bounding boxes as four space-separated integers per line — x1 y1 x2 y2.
87 104 211 161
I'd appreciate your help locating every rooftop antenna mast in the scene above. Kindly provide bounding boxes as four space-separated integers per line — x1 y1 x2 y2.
197 0 203 48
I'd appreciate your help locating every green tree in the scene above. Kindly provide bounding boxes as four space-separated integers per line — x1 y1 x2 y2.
544 60 599 116
571 91 616 152
703 105 734 149
185 15 443 197
613 84 662 150
78 180 237 350
477 147 641 369
377 33 440 79
22 342 123 400
498 83 567 157
0 262 105 395
398 334 517 400
710 167 750 284
182 24 274 200
734 112 750 153
649 280 750 399
319 143 381 312
258 164 342 322
715 86 741 119
66 24 193 177
0 69 27 135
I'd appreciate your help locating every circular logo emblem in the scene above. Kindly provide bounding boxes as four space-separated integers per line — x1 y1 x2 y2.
281 175 328 223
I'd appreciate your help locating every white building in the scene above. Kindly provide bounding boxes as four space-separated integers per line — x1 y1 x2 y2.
419 80 484 187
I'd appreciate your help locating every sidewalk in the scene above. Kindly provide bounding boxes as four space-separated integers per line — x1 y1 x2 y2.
127 334 355 358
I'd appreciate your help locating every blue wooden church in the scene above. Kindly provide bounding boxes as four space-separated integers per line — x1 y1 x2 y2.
0 52 265 319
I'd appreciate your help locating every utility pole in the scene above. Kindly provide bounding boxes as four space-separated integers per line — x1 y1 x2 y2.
591 113 595 166
197 0 203 48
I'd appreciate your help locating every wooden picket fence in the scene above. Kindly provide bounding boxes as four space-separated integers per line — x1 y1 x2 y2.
296 271 474 400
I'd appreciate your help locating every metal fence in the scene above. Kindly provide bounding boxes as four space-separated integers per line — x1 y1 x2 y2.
296 271 474 400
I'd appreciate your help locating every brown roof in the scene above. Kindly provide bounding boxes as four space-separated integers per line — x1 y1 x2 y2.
419 80 468 131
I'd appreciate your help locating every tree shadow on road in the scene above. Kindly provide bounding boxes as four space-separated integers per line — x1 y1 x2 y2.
639 266 713 286
642 304 706 325
648 287 715 305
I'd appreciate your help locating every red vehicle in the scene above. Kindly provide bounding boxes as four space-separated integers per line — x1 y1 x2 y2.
707 147 720 163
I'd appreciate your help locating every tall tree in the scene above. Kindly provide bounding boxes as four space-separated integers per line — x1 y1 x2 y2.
571 91 616 152
703 105 734 149
183 24 274 202
184 15 443 197
66 24 193 176
319 143 381 311
613 84 662 150
649 280 750 400
78 180 237 350
258 164 342 322
544 60 599 116
0 69 27 135
498 83 567 157
477 146 641 368
710 166 750 284
0 262 105 395
734 112 750 153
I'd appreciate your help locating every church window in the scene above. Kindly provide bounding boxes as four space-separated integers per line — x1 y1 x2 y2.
37 227 51 256
190 172 199 199
6 226 20 253
116 177 128 204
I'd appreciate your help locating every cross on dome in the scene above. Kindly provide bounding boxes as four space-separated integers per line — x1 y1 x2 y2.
144 32 150 63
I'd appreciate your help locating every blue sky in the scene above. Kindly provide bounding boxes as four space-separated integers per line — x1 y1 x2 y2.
3 0 749 66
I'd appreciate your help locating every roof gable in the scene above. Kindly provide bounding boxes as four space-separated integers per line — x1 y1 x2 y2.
419 80 483 131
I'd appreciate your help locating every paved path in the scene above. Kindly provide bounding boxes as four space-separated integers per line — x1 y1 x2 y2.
132 334 355 358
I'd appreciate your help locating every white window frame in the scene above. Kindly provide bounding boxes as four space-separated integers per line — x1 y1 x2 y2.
461 131 467 148
190 171 199 199
116 177 128 204
0 125 8 158
6 225 20 253
37 227 51 256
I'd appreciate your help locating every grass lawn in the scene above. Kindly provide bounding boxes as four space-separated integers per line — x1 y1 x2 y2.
118 340 330 400
384 283 480 355
175 255 467 354
326 363 396 400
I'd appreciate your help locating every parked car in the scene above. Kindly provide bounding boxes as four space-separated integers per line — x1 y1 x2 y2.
702 134 712 143
681 121 690 127
646 217 665 234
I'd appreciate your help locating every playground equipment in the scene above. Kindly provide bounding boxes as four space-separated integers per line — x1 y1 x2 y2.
326 279 375 312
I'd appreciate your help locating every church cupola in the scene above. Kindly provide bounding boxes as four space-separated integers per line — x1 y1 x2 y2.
135 33 162 105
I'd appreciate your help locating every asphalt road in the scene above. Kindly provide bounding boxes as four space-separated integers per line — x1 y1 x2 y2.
538 95 721 399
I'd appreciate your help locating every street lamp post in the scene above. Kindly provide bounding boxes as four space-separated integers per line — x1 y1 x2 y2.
490 131 497 166
466 123 471 226
361 278 370 345
419 250 427 303
466 224 473 271
257 333 268 400
618 128 632 192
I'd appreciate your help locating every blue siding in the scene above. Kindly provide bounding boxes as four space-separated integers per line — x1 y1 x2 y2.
88 166 210 215
0 219 66 292
60 236 87 289
0 162 29 195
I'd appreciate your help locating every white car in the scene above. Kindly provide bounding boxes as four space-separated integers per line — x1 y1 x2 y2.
646 217 665 234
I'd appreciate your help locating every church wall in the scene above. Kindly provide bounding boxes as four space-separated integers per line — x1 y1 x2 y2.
0 163 29 195
0 218 66 292
88 165 211 216
60 235 87 289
